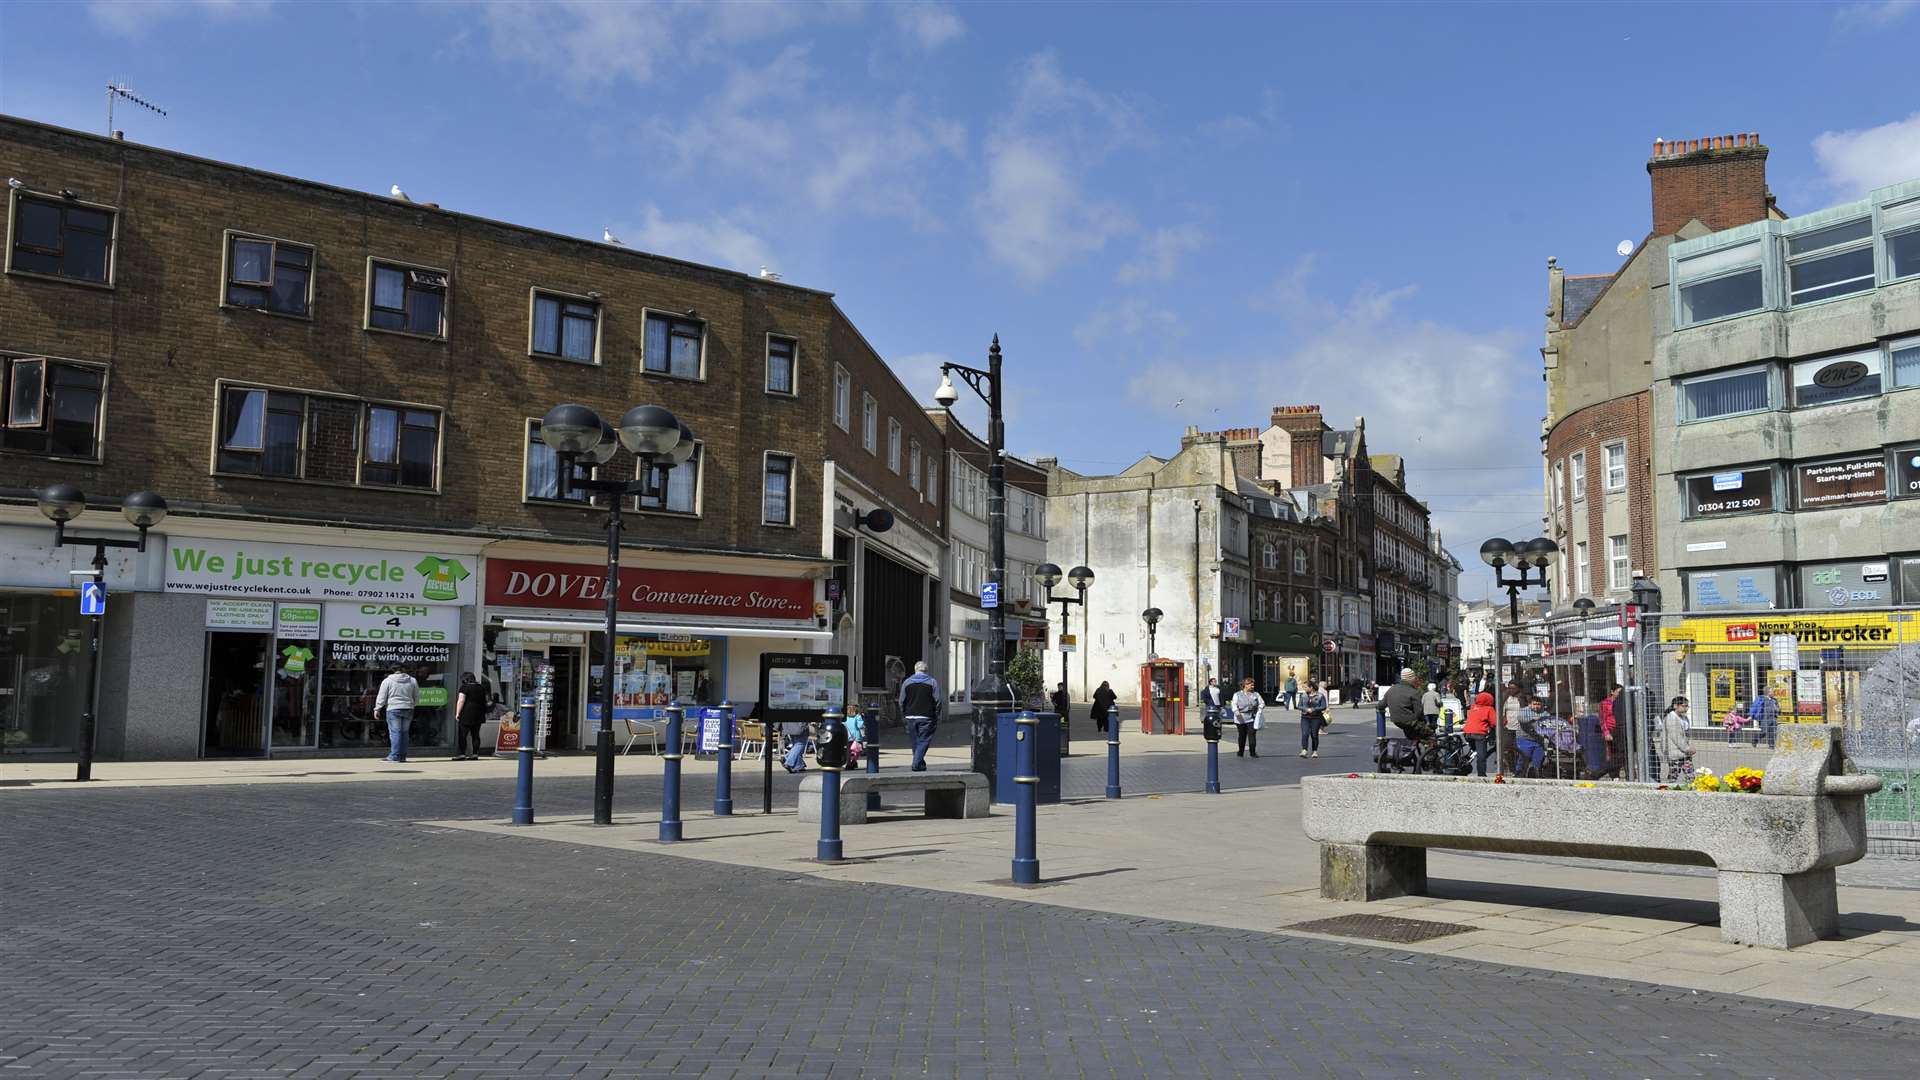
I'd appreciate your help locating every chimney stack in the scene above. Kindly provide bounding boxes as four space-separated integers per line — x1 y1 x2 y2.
1267 404 1327 487
1647 131 1770 236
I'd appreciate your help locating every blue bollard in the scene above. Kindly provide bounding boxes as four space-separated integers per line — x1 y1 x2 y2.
818 763 844 861
1012 711 1040 884
863 708 881 812
660 705 684 842
1375 702 1387 741
511 745 536 825
1105 711 1122 800
713 702 734 816
1205 731 1222 794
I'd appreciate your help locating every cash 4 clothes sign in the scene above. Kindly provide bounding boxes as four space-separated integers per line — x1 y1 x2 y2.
163 538 474 604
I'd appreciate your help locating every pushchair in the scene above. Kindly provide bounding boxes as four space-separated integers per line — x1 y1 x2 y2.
1530 716 1583 778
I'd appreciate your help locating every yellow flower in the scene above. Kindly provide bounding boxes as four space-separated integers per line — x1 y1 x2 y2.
1575 781 1597 789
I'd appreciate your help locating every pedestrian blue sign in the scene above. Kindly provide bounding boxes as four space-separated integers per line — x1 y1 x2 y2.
979 582 1000 608
80 580 107 616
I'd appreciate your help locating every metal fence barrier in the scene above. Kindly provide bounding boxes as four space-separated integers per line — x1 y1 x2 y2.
1489 603 1917 858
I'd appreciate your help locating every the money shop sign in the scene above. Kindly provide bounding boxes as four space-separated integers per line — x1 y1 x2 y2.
164 538 473 605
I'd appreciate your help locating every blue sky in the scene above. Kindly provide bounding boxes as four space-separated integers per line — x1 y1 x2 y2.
5 0 1920 600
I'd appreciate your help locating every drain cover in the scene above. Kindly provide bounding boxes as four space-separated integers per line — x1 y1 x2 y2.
1285 913 1473 944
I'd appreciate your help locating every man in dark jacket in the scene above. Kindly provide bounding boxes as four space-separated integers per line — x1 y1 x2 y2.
1383 667 1429 740
899 660 942 771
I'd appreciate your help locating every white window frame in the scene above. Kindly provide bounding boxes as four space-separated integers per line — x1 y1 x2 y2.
764 333 799 397
1574 540 1590 596
1603 441 1627 491
1607 534 1629 591
363 257 450 340
862 394 878 454
1672 238 1768 329
762 451 797 527
926 456 939 505
1677 365 1774 424
526 286 602 365
887 418 902 474
1570 450 1586 501
1551 462 1564 509
1784 216 1875 308
639 307 707 382
908 438 922 491
832 364 851 431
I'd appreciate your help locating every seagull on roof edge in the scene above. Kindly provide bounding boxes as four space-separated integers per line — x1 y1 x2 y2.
390 184 410 202
604 227 625 246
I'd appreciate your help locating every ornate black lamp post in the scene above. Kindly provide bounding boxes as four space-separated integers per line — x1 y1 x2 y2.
934 337 1008 788
1141 606 1163 658
36 485 169 781
539 402 696 828
1033 562 1093 756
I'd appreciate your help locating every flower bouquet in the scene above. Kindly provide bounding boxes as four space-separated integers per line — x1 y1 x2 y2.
1688 767 1764 793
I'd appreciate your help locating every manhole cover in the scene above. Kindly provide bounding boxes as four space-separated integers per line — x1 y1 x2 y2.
1285 913 1473 944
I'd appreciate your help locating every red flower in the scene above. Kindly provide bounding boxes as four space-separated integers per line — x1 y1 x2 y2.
1493 774 1506 784
1345 773 1361 779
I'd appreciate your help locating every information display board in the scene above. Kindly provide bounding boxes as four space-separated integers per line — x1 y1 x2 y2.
758 653 850 727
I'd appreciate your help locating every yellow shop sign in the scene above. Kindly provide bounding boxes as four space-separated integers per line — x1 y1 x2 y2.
1659 612 1920 650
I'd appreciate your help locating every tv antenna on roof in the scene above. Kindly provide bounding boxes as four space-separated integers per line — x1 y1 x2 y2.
106 82 167 138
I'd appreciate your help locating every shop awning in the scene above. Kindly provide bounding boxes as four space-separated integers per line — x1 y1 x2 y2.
499 617 833 640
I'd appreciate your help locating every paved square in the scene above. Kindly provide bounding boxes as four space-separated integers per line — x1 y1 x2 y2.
5 770 1919 1078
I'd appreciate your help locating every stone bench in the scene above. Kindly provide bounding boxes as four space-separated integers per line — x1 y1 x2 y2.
797 771 991 825
1300 724 1881 949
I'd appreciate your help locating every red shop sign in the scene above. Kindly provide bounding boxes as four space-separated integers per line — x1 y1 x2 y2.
485 559 812 620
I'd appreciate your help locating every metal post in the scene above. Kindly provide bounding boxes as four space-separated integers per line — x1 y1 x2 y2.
819 705 844 861
975 336 1008 788
1011 711 1039 884
763 716 775 815
511 745 536 825
713 702 734 816
1205 723 1222 794
76 544 106 782
593 496 623 826
863 705 881 812
1105 700 1122 799
660 705 683 842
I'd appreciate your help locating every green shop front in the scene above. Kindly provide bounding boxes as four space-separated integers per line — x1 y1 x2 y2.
1251 621 1320 698
163 536 478 757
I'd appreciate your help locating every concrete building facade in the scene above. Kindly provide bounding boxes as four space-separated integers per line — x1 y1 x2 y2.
1653 175 1920 613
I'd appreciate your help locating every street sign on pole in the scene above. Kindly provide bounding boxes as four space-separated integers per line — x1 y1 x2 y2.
979 582 999 608
1222 617 1242 638
1058 633 1077 653
1322 639 1337 654
79 580 106 617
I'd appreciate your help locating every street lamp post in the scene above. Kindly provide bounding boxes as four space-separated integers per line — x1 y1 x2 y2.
540 402 696 828
1479 535 1558 773
35 485 169 782
1033 562 1093 757
934 337 1008 788
1142 607 1163 659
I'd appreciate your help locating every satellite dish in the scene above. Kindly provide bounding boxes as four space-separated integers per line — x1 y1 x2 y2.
1615 240 1633 257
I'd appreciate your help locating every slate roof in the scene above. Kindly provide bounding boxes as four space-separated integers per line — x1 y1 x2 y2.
1561 274 1614 326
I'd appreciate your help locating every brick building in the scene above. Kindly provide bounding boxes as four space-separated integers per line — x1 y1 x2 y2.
1541 133 1782 614
0 116 943 760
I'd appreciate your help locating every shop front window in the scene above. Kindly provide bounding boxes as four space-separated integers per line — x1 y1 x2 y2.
319 640 453 749
588 634 719 722
0 592 86 752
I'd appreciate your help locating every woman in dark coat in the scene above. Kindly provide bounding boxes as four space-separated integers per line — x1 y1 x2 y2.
1090 680 1118 734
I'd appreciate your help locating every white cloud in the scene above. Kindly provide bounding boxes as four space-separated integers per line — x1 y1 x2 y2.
88 0 268 35
1813 112 1920 197
621 205 775 274
1116 225 1206 284
1834 1 1916 32
894 2 965 49
976 52 1145 281
1123 269 1537 564
1073 299 1180 349
473 0 856 88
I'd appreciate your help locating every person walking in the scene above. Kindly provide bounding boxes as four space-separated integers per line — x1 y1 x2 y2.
1298 680 1328 758
1462 690 1497 776
1091 680 1117 734
1749 690 1780 748
1050 681 1071 743
1229 676 1264 757
1501 682 1523 773
1198 677 1226 733
452 672 490 760
1421 681 1443 733
899 660 942 772
1282 669 1299 711
1660 696 1696 781
373 663 419 763
781 718 810 772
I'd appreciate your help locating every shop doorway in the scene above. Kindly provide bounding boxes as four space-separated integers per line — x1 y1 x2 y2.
205 631 270 757
506 643 581 751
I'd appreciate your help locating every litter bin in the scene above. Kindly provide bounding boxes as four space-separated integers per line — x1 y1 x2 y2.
994 710 1061 805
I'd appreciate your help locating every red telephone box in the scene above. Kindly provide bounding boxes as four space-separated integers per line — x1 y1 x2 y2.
1141 659 1187 735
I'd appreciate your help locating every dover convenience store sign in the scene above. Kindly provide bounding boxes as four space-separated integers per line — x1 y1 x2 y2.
165 539 474 605
486 558 811 620
1659 612 1920 650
